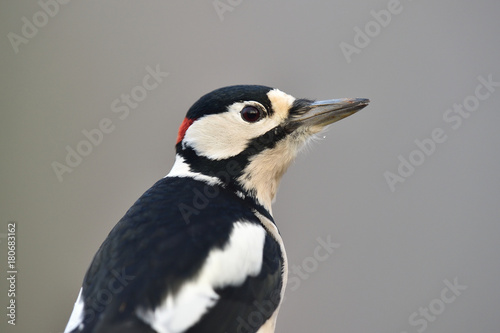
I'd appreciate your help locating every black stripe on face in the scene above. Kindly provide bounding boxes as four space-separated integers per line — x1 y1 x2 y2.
186 85 275 119
176 124 288 212
177 124 288 182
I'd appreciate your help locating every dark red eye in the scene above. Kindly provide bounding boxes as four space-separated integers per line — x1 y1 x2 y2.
240 106 263 123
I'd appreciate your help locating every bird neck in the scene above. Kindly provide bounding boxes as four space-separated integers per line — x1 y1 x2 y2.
236 140 298 213
166 154 277 218
173 137 300 215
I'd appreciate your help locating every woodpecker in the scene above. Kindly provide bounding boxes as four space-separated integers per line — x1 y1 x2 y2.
64 85 369 333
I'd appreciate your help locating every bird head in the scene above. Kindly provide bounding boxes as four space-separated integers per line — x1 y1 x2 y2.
172 85 369 212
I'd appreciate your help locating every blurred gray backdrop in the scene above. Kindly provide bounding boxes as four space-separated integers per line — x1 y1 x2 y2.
1 1 499 332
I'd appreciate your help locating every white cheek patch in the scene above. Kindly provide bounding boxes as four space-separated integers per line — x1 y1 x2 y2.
183 103 280 160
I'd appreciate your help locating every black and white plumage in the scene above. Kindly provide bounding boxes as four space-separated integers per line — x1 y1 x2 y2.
64 85 369 333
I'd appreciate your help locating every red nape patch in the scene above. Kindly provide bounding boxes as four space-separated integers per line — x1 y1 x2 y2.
176 117 196 144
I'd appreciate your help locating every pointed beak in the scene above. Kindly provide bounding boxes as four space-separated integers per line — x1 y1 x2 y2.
285 98 370 133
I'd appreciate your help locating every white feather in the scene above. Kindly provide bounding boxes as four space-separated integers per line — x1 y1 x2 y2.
64 288 84 333
136 221 267 333
166 155 221 186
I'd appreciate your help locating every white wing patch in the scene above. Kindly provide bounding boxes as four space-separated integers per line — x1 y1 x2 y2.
201 221 266 288
136 221 267 333
64 288 84 333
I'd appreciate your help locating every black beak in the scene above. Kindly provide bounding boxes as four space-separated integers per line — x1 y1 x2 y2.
285 98 369 133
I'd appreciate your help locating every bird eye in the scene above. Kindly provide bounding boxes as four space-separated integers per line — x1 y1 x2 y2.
240 106 263 123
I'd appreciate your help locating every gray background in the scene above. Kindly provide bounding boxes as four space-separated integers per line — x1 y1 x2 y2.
1 0 499 332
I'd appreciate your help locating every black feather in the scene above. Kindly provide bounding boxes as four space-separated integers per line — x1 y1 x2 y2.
74 177 283 333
